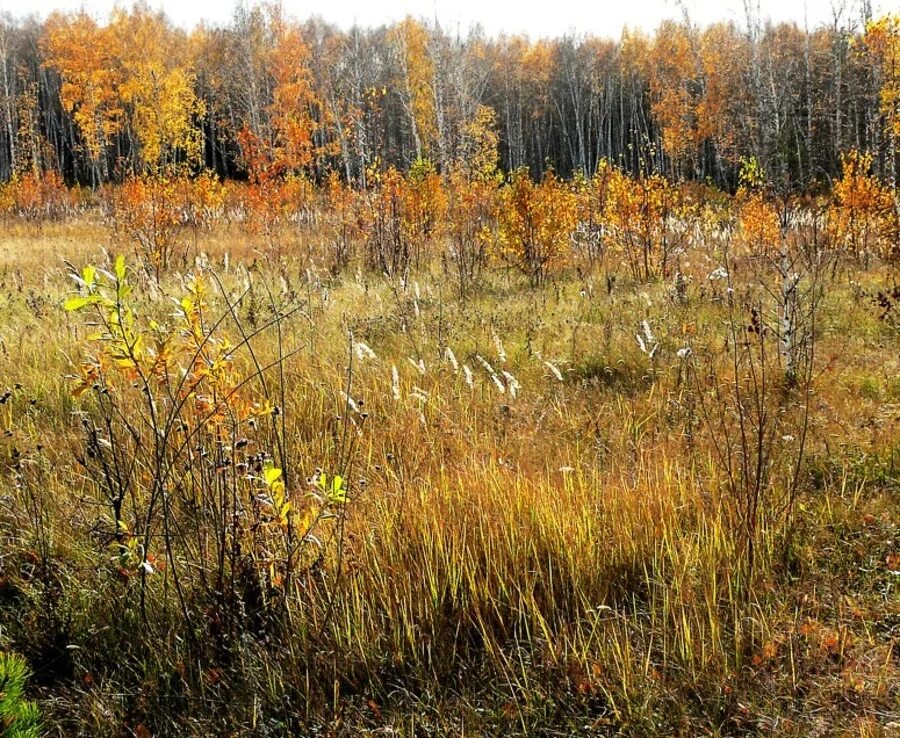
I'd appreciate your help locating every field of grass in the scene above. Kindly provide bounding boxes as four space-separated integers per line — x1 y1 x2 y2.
0 213 898 737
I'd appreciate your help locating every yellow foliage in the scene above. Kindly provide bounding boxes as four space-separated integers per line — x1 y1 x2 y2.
736 191 780 257
402 158 447 258
445 166 500 292
460 105 500 182
43 7 205 174
603 166 682 280
41 13 123 167
829 149 898 262
390 17 438 159
649 22 701 168
181 171 227 230
497 169 577 285
863 15 900 139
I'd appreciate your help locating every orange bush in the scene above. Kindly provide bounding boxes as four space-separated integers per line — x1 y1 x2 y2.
445 167 500 294
107 174 186 280
736 190 781 258
496 168 577 285
401 158 447 269
364 165 408 276
604 167 683 280
323 171 365 271
829 149 898 264
0 171 71 221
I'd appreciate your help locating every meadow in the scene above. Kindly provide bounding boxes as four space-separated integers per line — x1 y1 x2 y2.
0 162 898 737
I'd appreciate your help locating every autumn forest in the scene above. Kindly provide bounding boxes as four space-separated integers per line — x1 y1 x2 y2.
0 5 896 188
0 3 898 737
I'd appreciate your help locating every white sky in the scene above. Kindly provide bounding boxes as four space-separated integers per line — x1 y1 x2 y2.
2 0 895 37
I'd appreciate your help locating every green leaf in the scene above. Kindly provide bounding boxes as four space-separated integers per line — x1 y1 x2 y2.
64 295 96 312
264 465 283 487
82 265 96 288
328 475 347 503
114 255 127 282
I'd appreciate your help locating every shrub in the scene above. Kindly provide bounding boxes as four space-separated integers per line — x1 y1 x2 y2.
0 653 42 738
497 168 577 286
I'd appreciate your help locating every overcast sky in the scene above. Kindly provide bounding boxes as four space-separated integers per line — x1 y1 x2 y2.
1 0 891 37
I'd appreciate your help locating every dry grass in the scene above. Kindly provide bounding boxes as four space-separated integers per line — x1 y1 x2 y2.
0 216 897 737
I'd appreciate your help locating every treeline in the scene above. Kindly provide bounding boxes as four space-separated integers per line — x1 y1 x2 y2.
0 4 898 189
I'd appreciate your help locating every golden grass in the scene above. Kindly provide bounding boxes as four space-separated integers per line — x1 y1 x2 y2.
0 219 897 736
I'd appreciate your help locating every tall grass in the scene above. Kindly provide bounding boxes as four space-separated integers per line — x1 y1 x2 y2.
0 212 897 735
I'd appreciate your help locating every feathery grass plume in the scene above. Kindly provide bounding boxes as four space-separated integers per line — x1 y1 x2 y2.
475 354 496 375
637 319 659 358
544 360 564 381
475 353 505 391
490 372 506 393
413 282 421 318
636 333 650 355
407 357 426 374
501 370 521 398
391 365 401 400
462 364 474 387
341 390 360 413
444 346 459 373
354 341 378 360
493 332 507 363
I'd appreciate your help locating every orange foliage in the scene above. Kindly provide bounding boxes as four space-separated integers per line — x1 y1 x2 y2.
108 175 187 280
234 17 323 185
649 22 702 171
179 171 228 231
240 174 314 247
43 7 203 174
496 169 577 285
41 12 123 171
0 171 71 221
829 149 898 263
266 21 320 174
603 166 684 280
573 163 614 265
401 158 447 268
445 167 500 294
323 171 365 272
736 192 781 257
363 165 408 276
